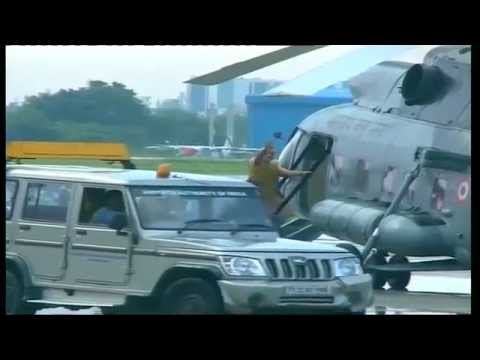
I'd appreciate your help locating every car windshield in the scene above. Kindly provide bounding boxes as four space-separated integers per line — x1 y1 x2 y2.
130 186 274 231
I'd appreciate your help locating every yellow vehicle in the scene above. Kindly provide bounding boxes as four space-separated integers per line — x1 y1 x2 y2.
6 141 136 169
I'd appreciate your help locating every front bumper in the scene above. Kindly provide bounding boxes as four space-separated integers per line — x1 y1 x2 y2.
218 274 374 314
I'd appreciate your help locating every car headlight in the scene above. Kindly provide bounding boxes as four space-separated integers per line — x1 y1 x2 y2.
220 256 267 277
333 257 363 277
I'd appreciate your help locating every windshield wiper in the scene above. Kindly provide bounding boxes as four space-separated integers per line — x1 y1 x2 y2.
231 223 274 234
178 218 233 233
184 218 228 225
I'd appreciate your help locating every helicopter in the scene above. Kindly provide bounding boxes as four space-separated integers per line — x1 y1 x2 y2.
185 45 471 290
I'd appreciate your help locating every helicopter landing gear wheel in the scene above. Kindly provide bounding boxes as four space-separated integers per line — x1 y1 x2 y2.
387 255 411 291
365 253 387 290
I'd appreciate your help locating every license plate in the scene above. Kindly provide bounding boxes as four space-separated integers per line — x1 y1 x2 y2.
285 286 328 296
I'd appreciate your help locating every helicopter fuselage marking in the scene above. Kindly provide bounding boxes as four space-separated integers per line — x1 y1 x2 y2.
456 179 470 203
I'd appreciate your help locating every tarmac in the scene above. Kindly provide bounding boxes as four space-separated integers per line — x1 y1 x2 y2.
33 271 470 315
368 271 470 314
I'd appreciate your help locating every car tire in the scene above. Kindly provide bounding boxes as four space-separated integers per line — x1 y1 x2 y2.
161 278 223 314
365 253 388 290
6 270 23 315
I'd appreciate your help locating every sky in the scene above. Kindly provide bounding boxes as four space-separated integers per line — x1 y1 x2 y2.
5 45 361 105
5 45 437 106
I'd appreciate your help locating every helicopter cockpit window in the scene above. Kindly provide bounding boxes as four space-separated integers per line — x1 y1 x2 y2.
290 130 308 166
280 130 302 168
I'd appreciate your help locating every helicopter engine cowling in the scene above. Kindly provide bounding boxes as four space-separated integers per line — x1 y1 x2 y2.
310 200 453 257
400 64 448 106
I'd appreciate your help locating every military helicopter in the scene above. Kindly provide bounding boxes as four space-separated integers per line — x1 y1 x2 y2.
186 45 471 290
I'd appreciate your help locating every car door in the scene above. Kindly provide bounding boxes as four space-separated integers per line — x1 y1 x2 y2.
67 185 131 286
6 179 19 251
15 180 73 281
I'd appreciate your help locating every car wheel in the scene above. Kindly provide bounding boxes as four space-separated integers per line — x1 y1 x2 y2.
365 253 388 290
162 278 223 314
6 270 23 315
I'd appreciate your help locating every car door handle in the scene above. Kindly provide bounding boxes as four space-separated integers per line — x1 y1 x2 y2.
76 229 88 236
19 225 31 231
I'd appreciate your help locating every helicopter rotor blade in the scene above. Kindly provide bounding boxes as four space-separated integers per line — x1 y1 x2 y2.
185 45 327 86
264 45 439 96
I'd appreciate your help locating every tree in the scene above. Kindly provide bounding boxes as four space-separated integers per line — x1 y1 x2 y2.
6 81 217 149
21 80 151 127
6 106 61 141
149 108 209 145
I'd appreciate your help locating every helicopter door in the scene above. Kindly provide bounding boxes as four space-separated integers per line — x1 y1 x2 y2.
299 135 334 213
277 133 333 217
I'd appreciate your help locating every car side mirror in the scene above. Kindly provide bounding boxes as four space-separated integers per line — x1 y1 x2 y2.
109 214 128 232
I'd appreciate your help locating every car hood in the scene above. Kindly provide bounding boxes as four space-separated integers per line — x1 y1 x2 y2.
145 232 347 253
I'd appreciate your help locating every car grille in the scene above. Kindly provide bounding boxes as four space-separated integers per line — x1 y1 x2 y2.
264 258 332 280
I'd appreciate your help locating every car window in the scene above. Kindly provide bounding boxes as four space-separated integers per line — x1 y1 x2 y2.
22 182 72 223
131 187 273 231
78 187 126 227
6 180 18 220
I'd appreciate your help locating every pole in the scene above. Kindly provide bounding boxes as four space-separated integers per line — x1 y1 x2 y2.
208 104 217 147
226 105 235 147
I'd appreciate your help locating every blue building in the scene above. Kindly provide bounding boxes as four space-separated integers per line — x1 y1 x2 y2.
246 86 352 152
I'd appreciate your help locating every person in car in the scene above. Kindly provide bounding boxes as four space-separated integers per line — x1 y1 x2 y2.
91 191 125 226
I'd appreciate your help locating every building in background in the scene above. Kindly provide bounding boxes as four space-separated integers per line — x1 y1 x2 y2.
186 82 209 114
248 79 284 96
160 98 182 110
246 85 352 153
217 78 250 112
216 78 284 113
178 92 186 109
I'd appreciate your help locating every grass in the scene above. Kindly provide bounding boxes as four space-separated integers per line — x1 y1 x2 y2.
18 157 249 175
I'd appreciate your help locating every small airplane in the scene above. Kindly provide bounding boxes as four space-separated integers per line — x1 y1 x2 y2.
146 139 261 158
186 45 471 291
